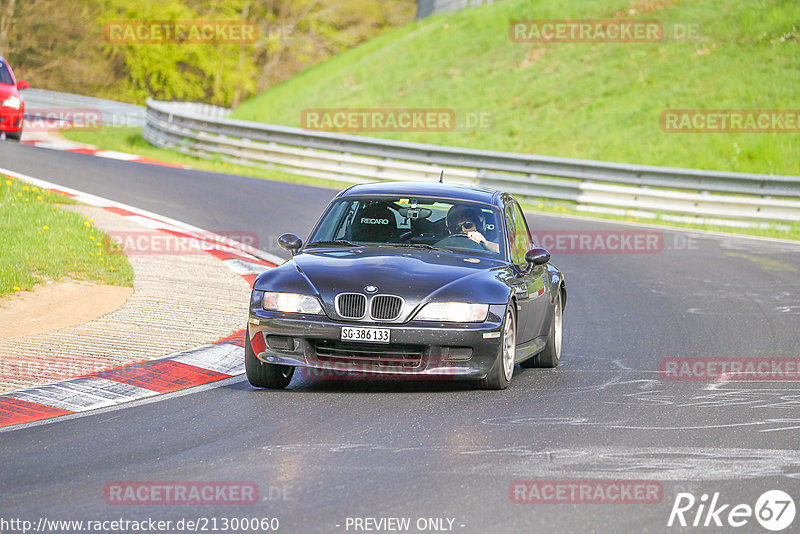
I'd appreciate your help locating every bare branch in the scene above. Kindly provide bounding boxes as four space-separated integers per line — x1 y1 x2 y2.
0 0 17 57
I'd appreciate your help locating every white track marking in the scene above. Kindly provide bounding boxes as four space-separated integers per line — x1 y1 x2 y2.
7 378 157 411
171 343 245 375
94 150 140 161
222 258 272 276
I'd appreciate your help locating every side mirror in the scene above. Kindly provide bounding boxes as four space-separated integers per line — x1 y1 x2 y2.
525 247 551 266
278 233 302 255
17 80 29 90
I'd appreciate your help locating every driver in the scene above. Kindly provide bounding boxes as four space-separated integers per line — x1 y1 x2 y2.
445 205 500 253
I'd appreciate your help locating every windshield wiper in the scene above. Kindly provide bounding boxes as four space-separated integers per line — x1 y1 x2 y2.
306 239 362 247
381 243 444 251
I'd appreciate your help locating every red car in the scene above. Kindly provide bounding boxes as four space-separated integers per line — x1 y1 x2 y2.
0 56 28 142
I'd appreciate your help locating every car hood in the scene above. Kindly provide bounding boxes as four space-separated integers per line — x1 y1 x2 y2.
254 246 511 322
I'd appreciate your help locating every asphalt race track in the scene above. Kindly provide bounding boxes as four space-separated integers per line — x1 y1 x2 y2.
2 142 800 532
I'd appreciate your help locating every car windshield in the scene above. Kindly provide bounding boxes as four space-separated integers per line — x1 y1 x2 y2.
0 61 14 85
307 195 505 259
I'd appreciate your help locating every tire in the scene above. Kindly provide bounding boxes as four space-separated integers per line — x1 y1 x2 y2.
245 327 294 389
479 306 516 390
523 290 563 368
6 125 22 142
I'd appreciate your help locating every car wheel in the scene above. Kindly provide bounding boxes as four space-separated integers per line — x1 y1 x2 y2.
480 306 515 390
245 328 294 389
524 290 563 368
6 126 22 142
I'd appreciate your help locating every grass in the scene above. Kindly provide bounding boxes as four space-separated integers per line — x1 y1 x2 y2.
62 126 350 190
0 175 134 298
231 0 800 176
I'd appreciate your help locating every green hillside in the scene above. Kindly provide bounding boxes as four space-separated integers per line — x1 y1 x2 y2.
231 0 799 176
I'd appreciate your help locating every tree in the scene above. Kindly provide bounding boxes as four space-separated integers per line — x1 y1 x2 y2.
0 0 16 57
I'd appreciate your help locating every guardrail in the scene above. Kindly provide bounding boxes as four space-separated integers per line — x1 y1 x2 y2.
143 98 800 222
23 88 146 127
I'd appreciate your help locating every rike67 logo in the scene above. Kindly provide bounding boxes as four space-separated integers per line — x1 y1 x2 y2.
668 490 795 531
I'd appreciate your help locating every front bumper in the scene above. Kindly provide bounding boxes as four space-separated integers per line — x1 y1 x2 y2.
247 304 508 379
0 107 23 133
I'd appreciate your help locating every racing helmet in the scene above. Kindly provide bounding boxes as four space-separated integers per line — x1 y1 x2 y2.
446 204 485 234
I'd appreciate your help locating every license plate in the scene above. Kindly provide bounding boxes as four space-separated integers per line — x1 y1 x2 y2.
340 327 390 343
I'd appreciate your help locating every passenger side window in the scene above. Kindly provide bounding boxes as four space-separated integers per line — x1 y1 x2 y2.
505 202 532 264
505 206 521 264
513 202 532 256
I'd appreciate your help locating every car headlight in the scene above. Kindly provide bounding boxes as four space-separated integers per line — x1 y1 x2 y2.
414 302 489 323
262 291 323 314
1 96 20 110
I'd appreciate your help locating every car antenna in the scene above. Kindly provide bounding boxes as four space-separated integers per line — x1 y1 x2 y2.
439 171 444 183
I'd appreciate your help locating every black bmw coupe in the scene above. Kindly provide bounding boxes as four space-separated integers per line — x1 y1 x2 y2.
246 181 565 390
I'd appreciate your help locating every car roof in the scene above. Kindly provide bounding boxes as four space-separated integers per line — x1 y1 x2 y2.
337 181 502 205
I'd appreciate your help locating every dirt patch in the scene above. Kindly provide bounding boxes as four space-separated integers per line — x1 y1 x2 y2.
520 47 547 68
0 281 132 340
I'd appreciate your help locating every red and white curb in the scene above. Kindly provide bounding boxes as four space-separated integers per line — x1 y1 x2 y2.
21 137 189 169
0 338 246 428
0 167 285 429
